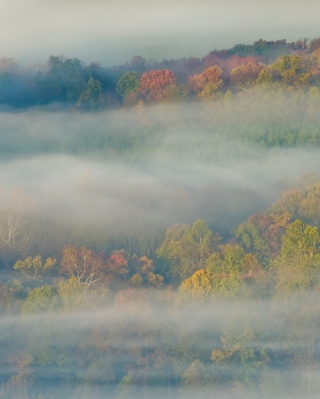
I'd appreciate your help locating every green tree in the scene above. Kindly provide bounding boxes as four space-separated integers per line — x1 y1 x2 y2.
274 220 320 294
116 71 140 99
22 285 60 315
271 55 311 86
156 220 219 282
13 255 57 280
179 244 263 302
77 77 103 109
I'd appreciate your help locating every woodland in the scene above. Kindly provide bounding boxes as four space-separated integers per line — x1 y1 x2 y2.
1 38 320 398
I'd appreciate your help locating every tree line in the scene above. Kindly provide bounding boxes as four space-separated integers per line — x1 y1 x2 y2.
0 38 320 109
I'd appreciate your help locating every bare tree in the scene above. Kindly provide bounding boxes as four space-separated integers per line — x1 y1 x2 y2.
60 245 105 286
0 188 36 267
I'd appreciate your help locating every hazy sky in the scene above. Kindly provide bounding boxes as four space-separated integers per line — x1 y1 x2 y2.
2 0 320 66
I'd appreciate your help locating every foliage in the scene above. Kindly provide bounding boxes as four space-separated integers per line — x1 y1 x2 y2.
59 245 105 286
13 256 57 280
21 285 60 314
116 71 140 99
188 66 223 99
76 77 103 109
138 69 177 102
156 220 219 282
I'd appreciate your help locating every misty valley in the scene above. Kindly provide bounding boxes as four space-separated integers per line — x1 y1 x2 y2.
1 38 320 398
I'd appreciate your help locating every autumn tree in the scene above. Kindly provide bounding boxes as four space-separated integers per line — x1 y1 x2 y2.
138 69 177 102
188 66 223 99
105 250 129 287
271 55 311 86
180 244 263 301
59 245 105 286
256 68 274 85
269 188 304 217
129 255 164 288
13 255 57 280
156 220 219 282
298 183 320 226
269 183 320 228
229 62 264 89
234 212 291 261
178 268 213 302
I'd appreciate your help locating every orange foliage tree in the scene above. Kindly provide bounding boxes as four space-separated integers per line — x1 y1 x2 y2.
229 62 264 89
188 66 223 99
138 69 177 102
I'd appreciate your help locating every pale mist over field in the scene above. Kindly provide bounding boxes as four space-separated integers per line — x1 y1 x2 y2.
0 101 319 237
2 297 320 398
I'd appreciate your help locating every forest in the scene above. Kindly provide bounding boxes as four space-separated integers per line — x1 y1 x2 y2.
1 38 320 398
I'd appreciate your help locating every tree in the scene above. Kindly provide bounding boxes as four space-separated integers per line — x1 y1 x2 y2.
156 220 219 282
129 255 164 288
188 66 223 99
138 69 177 102
269 188 304 217
229 62 264 89
59 245 105 286
76 76 103 109
180 359 208 398
21 285 59 315
211 310 270 394
234 212 291 261
274 220 320 295
179 244 263 301
179 269 213 302
271 55 311 86
13 255 57 279
256 68 274 85
58 276 108 310
0 188 36 267
299 183 320 226
105 250 129 287
207 244 262 298
116 71 140 99
129 55 147 72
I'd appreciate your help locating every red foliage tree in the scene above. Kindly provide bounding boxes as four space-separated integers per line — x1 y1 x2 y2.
106 251 129 285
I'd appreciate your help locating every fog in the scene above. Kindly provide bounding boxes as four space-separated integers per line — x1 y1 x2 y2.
0 98 319 241
0 83 320 398
1 295 320 398
2 0 320 65
1 1 320 398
